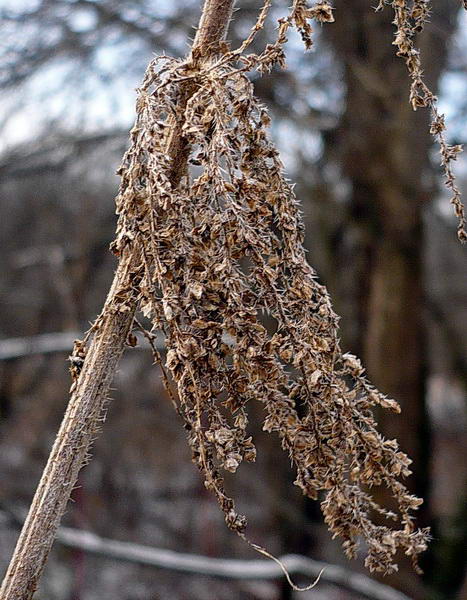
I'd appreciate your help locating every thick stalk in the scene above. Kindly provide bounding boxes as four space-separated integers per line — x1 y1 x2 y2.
0 1 235 598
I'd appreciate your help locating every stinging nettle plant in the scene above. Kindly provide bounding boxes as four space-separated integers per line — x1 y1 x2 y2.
2 0 466 597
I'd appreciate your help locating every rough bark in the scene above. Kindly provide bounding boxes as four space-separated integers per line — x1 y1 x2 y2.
0 1 235 598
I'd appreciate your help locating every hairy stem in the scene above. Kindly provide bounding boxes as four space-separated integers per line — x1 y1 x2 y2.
0 1 235 598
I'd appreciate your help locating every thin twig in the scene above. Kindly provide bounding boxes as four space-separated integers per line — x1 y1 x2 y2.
54 528 412 600
0 332 81 360
0 331 164 360
0 505 412 600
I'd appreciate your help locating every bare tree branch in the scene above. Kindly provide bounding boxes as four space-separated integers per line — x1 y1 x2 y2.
55 529 412 600
0 331 166 360
0 506 411 600
0 130 126 180
0 333 80 360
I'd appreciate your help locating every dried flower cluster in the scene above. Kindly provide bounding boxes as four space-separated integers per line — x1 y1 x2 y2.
87 0 467 576
377 0 467 242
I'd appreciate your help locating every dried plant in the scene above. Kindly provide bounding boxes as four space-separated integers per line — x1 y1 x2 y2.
105 0 450 576
378 0 466 242
3 1 465 597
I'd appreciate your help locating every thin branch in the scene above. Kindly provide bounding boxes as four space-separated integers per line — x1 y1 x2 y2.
0 130 126 180
55 529 412 600
0 507 411 600
0 332 165 360
0 333 80 360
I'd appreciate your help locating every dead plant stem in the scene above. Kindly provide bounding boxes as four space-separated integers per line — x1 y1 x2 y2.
0 1 235 598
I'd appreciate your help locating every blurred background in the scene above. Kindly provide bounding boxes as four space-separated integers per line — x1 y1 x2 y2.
0 1 466 599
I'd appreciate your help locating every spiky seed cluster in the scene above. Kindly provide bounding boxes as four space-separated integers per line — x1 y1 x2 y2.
101 0 467 575
377 0 467 242
111 65 427 578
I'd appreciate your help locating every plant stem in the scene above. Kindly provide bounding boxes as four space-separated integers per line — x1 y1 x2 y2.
0 1 235 598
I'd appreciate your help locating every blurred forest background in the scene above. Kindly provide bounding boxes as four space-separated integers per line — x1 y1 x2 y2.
0 1 466 599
